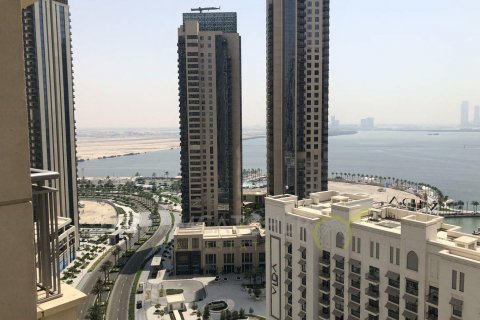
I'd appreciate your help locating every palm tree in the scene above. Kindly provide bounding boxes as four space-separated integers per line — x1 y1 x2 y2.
112 245 122 266
91 278 104 304
126 232 134 249
86 303 103 320
472 201 479 213
100 261 112 283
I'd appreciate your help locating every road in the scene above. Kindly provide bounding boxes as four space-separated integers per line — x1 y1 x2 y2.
77 243 122 318
105 206 173 320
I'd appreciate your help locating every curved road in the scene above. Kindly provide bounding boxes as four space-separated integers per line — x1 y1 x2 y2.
106 206 173 320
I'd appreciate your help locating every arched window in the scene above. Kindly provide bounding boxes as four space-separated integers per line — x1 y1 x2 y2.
407 251 419 271
336 232 345 249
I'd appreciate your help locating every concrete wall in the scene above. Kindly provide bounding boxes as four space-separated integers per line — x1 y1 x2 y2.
0 0 37 318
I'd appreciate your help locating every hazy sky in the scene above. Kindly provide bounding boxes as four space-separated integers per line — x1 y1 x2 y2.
71 0 480 128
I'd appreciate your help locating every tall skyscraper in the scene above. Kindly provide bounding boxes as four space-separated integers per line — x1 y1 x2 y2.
460 101 469 127
177 10 242 225
474 105 480 126
266 0 330 199
22 0 79 232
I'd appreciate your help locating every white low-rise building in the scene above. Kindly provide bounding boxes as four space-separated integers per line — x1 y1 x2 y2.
265 190 480 320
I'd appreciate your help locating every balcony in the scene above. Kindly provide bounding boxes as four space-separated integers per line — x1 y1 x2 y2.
426 293 439 306
365 272 380 283
365 302 379 314
319 255 330 265
31 169 62 303
365 287 380 299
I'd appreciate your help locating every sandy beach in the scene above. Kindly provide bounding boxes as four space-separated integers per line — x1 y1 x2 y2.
77 136 179 160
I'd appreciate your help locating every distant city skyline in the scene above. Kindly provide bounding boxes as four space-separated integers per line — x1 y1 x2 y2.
71 0 480 128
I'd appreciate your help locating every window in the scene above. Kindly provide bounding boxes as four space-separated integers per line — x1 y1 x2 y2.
452 270 457 290
352 236 356 252
223 240 234 248
406 278 418 296
396 248 400 265
370 241 374 257
336 232 345 249
205 241 216 248
177 238 188 250
459 272 465 292
452 304 462 317
375 242 380 259
241 240 252 247
406 251 419 271
205 254 216 264
223 253 234 264
390 246 394 263
192 238 199 249
357 237 361 253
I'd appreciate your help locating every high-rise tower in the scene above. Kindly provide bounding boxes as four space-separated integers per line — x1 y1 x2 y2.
22 0 78 241
474 105 480 126
177 10 242 225
460 101 469 127
266 0 330 199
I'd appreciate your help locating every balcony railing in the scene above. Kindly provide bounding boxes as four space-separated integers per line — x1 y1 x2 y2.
31 169 62 303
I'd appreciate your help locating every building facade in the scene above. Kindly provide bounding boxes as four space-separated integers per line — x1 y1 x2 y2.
460 101 469 127
474 105 480 126
265 191 480 320
177 11 242 225
0 2 85 317
22 0 79 234
266 0 330 199
173 223 265 276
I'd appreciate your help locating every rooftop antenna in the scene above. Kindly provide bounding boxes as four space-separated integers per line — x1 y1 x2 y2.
191 6 221 13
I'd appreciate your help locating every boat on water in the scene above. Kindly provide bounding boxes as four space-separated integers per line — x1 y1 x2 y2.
473 227 480 236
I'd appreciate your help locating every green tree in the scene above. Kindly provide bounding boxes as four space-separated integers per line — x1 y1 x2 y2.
112 245 122 266
85 303 103 320
100 261 112 283
220 311 227 320
91 278 104 303
203 305 210 320
471 201 479 212
239 308 245 318
248 307 254 314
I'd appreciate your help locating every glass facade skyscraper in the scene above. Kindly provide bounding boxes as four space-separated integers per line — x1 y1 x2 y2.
267 0 330 199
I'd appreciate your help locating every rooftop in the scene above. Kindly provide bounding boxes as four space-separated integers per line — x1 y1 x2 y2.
174 222 264 239
267 190 480 265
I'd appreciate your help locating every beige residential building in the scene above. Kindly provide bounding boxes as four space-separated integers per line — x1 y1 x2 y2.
266 0 330 199
0 1 85 318
173 223 265 275
266 190 480 320
177 11 242 226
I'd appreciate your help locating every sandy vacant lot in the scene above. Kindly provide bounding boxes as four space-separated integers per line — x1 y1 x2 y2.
329 181 420 203
79 200 117 225
77 137 179 160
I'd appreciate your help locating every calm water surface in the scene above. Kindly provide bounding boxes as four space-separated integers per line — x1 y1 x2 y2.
79 131 480 203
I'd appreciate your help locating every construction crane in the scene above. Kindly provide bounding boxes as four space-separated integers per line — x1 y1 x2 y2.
191 6 221 13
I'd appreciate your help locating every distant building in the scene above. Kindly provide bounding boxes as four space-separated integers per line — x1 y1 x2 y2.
266 191 480 320
474 105 480 126
330 116 340 131
460 101 469 127
360 117 375 130
173 223 265 275
22 0 79 244
177 11 242 225
266 0 330 199
243 189 267 209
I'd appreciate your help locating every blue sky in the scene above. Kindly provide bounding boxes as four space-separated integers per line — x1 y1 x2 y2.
71 0 480 128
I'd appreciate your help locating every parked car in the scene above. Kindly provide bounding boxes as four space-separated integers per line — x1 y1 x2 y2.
136 301 142 309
